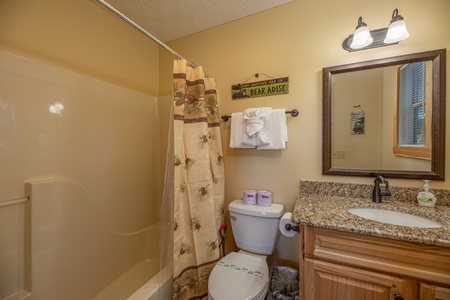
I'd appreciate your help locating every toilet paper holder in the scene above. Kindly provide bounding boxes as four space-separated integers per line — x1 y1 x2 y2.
285 223 299 233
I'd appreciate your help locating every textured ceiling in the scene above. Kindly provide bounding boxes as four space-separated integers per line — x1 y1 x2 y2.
102 0 295 42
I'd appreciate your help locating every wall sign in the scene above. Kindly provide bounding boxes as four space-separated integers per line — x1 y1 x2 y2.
232 77 289 100
351 105 365 135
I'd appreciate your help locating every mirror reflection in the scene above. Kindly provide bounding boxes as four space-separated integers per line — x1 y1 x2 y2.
323 49 446 179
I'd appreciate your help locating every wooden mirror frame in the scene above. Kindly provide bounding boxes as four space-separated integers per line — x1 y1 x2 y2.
323 49 446 179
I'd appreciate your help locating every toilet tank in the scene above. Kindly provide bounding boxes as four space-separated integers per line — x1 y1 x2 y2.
229 199 284 255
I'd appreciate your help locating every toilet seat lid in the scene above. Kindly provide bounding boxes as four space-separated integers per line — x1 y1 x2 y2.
208 252 268 300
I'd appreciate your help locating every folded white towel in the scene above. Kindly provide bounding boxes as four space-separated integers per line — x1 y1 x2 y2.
243 107 272 136
257 109 288 150
229 112 256 148
241 132 270 147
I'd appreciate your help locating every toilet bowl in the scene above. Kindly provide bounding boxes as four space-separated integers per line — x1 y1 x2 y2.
208 199 284 300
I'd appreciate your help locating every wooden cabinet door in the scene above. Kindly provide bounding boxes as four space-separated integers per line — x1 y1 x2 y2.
305 258 418 300
420 283 450 300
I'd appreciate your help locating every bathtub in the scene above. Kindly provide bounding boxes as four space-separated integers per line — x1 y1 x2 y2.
127 263 173 300
92 261 172 300
14 178 172 300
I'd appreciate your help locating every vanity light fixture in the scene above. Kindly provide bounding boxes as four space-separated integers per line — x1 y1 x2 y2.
384 9 410 44
49 101 64 115
349 17 374 50
343 8 410 52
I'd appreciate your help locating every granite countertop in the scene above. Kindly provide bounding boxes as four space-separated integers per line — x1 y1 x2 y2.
292 181 450 248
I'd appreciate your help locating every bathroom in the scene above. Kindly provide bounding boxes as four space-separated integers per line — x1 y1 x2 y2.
1 0 449 299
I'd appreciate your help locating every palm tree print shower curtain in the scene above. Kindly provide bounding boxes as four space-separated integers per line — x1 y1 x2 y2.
172 59 225 300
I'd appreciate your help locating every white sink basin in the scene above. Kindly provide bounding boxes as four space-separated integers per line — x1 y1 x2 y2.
347 208 442 228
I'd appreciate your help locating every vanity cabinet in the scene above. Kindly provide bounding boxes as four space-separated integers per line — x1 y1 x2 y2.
299 226 450 300
420 283 450 300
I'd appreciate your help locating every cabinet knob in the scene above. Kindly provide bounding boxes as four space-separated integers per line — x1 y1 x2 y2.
394 294 404 300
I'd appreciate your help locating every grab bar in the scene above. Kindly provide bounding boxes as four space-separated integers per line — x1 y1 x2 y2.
0 196 30 208
221 109 299 122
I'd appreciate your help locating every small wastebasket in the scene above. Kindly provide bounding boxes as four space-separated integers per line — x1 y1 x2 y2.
268 266 299 300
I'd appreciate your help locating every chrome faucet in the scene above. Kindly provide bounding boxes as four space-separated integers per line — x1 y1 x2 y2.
372 176 391 203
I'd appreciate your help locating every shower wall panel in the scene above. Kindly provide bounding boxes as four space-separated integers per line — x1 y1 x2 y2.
0 51 161 299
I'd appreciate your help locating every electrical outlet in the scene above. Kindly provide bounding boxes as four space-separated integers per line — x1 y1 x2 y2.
333 150 346 159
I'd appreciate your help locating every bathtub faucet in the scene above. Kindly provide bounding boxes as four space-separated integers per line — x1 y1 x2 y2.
372 176 391 203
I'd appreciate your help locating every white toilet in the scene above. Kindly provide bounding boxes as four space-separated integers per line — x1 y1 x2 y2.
208 199 284 300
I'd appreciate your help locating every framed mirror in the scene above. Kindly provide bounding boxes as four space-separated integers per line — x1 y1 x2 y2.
323 49 446 179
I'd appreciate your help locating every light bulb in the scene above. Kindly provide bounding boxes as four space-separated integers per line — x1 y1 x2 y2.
350 17 373 50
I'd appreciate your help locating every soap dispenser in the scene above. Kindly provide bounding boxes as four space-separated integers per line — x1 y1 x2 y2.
417 180 436 207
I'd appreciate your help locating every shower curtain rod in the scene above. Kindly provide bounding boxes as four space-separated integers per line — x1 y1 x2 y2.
95 0 202 71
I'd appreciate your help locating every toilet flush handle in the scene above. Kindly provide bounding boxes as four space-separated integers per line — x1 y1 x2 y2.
230 215 237 221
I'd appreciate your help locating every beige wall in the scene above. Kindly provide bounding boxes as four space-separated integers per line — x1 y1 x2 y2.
0 0 160 95
160 0 450 264
161 0 450 208
1 0 449 275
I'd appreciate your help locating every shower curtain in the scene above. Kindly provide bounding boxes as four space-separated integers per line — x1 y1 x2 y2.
172 59 225 300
